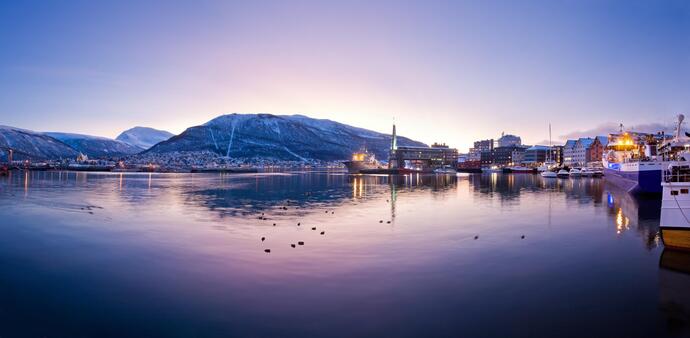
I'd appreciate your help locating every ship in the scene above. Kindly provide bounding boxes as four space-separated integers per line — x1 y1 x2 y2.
343 149 382 174
602 116 689 194
659 159 690 250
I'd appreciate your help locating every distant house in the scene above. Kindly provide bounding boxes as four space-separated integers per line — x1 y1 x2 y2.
587 136 609 164
563 140 577 165
573 138 595 166
567 136 609 166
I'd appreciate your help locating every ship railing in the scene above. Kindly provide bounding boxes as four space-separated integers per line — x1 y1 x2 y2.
664 165 690 183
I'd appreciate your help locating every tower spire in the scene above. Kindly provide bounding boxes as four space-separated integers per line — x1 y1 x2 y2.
391 118 397 151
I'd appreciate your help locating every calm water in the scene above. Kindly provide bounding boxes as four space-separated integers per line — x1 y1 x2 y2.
0 170 687 337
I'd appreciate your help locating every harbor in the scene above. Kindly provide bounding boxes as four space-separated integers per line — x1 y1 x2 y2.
0 166 683 337
2 1 687 335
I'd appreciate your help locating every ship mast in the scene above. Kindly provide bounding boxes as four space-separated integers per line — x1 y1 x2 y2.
676 114 685 141
548 123 552 164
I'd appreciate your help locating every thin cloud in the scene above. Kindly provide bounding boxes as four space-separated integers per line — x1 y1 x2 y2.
557 122 677 143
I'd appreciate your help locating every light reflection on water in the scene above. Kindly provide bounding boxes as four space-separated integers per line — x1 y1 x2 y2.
0 170 685 337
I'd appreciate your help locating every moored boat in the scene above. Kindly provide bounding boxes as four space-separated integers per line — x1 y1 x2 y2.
569 168 581 177
481 166 502 173
433 166 457 174
540 170 557 178
509 166 534 174
603 115 687 194
343 149 382 174
557 169 569 178
580 168 593 177
66 163 115 172
660 162 690 250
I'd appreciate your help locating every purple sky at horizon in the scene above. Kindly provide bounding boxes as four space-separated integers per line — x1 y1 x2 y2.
1 0 688 150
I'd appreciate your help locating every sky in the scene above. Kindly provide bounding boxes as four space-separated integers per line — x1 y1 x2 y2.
1 0 688 150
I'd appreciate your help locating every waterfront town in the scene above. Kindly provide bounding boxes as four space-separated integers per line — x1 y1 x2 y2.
456 132 610 170
0 124 672 174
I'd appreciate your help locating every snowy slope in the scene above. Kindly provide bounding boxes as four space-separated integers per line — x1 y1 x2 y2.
0 126 78 160
116 127 174 150
45 132 143 157
147 113 427 161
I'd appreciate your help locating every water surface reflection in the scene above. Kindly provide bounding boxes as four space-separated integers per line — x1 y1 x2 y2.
0 171 676 337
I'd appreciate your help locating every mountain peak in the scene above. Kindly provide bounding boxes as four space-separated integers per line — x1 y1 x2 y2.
149 113 426 161
116 127 174 150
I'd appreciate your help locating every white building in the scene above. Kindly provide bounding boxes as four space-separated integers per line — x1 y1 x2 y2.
563 140 577 166
497 133 521 147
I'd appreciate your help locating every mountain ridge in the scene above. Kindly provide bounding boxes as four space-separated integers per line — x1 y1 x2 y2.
44 132 143 157
147 113 426 161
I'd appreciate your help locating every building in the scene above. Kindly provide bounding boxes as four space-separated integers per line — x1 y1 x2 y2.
497 133 521 147
457 153 469 163
480 150 494 165
474 139 494 153
493 145 527 166
572 138 595 166
470 139 494 165
523 145 550 164
388 124 458 170
587 136 608 164
563 140 577 165
550 145 564 165
511 148 526 165
390 144 459 170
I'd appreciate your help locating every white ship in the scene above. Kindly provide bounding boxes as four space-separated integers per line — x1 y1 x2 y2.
660 160 690 250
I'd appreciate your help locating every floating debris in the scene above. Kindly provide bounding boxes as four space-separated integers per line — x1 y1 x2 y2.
311 227 316 230
379 220 383 223
521 235 525 239
261 237 265 242
331 211 334 214
325 211 328 213
386 221 391 224
474 236 479 240
264 249 271 253
298 222 301 226
291 244 296 248
298 241 304 245
320 231 325 235
273 223 276 226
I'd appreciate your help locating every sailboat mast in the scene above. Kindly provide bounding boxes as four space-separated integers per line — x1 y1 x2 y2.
548 123 552 163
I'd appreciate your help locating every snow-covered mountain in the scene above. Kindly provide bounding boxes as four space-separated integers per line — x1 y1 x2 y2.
146 113 426 161
0 126 78 160
116 126 174 150
45 132 143 157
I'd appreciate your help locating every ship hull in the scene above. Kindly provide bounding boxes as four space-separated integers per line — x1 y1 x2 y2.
660 181 690 250
661 228 690 251
343 161 380 174
602 161 663 194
